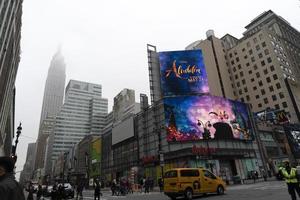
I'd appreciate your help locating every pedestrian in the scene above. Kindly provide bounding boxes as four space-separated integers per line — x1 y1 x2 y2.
0 156 25 200
158 178 164 193
26 182 34 200
37 184 43 200
281 161 300 200
94 181 101 200
76 182 84 199
252 171 257 183
144 177 150 194
111 179 117 196
51 183 58 200
262 169 267 181
139 178 144 193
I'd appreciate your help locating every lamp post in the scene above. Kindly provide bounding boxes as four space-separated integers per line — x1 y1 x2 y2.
11 123 22 163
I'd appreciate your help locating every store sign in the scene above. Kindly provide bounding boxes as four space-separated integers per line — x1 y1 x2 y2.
254 109 289 125
192 145 217 155
159 50 209 97
163 95 252 142
142 155 159 165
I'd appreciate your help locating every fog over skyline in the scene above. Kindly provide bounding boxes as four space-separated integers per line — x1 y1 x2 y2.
14 0 300 177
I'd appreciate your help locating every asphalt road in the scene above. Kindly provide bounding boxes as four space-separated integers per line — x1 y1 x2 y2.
38 180 290 200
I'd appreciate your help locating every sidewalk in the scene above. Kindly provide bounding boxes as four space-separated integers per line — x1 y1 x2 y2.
227 176 278 186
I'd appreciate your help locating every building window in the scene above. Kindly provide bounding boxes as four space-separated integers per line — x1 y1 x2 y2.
259 81 263 86
242 79 246 84
254 64 258 70
237 82 240 87
258 103 262 108
246 95 250 101
256 45 260 51
262 42 266 47
275 104 280 109
264 49 269 55
269 86 274 92
249 49 253 55
246 62 250 67
238 64 241 69
264 98 269 104
266 77 271 82
273 74 278 80
247 42 251 47
253 86 257 90
261 89 266 95
239 90 243 95
253 38 258 43
251 57 255 62
279 92 285 99
233 67 236 72
276 83 281 89
261 60 266 66
267 57 272 63
244 55 248 59
259 34 263 40
270 65 275 71
241 98 245 102
272 95 277 101
236 57 240 62
244 87 248 92
249 70 253 74
256 95 260 99
256 72 260 78
251 78 255 82
258 53 263 58
235 74 238 79
242 48 245 52
282 102 288 108
231 60 235 65
240 71 244 77
229 53 232 58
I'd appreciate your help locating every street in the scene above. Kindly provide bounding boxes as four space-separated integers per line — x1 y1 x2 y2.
35 180 289 200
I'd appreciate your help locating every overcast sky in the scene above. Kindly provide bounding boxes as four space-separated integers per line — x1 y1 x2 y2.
14 0 300 177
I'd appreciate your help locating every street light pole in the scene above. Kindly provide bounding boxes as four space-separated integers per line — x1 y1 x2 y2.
11 123 22 163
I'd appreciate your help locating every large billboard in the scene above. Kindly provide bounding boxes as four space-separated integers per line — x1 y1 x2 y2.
163 95 252 142
90 138 102 178
159 50 209 96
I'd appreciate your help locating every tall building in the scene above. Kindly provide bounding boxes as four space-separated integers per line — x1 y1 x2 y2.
19 143 36 184
34 50 66 171
224 10 300 123
46 80 108 174
0 0 23 156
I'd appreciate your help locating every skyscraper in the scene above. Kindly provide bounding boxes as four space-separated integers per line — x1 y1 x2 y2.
34 50 66 171
45 80 108 174
0 0 23 156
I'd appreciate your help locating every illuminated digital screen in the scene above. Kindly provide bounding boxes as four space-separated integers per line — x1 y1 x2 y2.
163 95 252 142
159 50 209 96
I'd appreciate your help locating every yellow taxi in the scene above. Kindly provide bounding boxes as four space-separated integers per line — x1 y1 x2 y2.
163 168 226 200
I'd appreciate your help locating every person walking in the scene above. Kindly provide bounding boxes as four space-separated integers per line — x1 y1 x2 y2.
111 179 117 196
281 161 300 200
76 182 84 199
94 181 101 200
158 178 164 193
36 185 43 200
0 156 25 200
26 182 34 200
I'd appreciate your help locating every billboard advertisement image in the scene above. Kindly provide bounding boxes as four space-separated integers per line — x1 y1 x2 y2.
90 138 102 178
163 95 252 142
159 50 209 96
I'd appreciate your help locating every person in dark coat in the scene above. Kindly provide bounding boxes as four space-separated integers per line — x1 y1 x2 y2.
0 156 25 200
26 182 34 200
94 181 101 200
37 184 43 200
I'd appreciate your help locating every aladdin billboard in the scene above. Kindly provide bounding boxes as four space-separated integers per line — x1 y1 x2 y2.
159 50 209 97
163 95 252 142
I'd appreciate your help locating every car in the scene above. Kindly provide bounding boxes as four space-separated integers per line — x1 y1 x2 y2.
163 168 226 200
58 183 75 199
